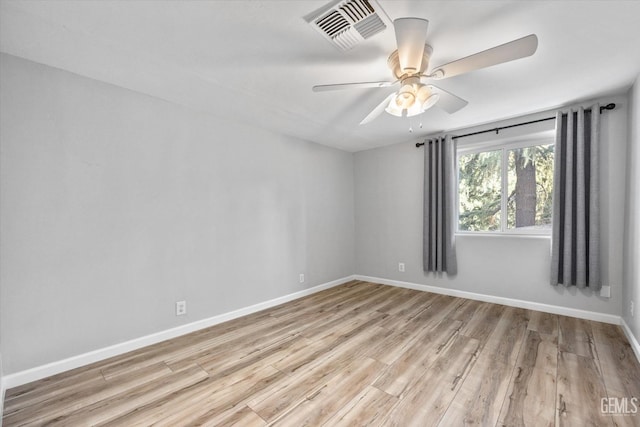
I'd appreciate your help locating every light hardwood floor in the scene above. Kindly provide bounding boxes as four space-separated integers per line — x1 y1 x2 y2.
3 281 640 426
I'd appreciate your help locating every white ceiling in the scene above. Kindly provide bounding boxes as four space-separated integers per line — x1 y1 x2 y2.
1 0 640 152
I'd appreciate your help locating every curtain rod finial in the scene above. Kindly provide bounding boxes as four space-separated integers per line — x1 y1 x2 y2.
600 103 615 113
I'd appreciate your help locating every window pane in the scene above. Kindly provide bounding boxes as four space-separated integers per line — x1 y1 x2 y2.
507 144 554 230
458 150 502 231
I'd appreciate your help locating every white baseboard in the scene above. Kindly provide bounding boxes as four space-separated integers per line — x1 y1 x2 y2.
3 274 633 392
354 275 621 325
620 318 640 364
1 352 4 424
2 275 355 390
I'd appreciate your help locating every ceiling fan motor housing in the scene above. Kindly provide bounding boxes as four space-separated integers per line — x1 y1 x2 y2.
387 44 433 79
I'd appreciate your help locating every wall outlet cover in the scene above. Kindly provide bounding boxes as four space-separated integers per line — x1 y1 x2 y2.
176 301 187 316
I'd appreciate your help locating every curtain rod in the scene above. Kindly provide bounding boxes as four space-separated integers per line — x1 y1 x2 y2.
415 103 616 148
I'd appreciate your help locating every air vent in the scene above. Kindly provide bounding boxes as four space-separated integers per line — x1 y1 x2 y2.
304 0 392 51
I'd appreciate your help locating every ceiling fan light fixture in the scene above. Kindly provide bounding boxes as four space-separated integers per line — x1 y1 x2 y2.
386 82 439 118
408 94 439 117
385 95 405 117
395 84 416 109
422 93 440 111
416 84 431 104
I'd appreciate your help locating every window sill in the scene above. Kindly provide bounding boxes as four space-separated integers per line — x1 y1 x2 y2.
455 231 551 239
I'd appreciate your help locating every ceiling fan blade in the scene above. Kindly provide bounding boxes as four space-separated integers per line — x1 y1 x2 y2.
394 18 429 74
360 93 396 125
312 81 397 92
428 85 468 113
430 34 538 79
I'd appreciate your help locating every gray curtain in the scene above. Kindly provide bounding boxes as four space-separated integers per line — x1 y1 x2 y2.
550 105 600 289
423 135 457 274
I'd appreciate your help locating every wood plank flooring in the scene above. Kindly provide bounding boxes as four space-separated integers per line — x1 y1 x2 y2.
3 281 640 426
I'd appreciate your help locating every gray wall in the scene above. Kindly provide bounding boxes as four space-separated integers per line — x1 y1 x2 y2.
0 54 355 374
623 76 640 341
355 95 629 316
0 52 634 378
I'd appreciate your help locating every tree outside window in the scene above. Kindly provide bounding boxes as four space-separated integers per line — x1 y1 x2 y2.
458 141 554 233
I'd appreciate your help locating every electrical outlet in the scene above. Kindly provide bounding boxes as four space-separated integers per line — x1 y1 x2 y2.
398 262 405 272
299 273 305 284
631 301 635 317
176 300 187 316
600 285 611 298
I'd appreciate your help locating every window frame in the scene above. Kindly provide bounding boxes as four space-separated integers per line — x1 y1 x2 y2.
456 136 556 236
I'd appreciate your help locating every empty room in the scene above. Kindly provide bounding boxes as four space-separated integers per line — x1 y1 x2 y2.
1 0 640 425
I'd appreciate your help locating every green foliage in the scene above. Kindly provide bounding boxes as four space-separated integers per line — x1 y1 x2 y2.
458 150 502 231
458 143 555 232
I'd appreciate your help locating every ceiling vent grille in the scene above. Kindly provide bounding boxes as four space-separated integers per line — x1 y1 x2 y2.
304 0 391 51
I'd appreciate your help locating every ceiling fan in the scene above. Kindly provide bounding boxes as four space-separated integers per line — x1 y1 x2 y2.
312 18 538 125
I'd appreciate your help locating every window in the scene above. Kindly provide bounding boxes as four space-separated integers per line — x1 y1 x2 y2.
457 139 554 234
